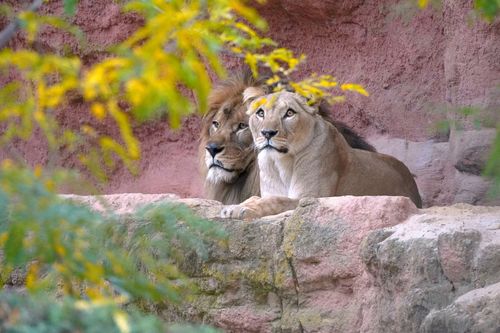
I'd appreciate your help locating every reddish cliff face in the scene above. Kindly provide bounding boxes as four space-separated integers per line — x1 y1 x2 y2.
257 0 499 138
1 0 499 205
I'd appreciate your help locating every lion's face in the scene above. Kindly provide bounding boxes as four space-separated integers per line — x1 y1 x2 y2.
248 91 317 157
201 97 255 184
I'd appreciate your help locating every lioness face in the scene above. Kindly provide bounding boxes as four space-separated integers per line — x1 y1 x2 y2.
248 91 317 157
202 99 254 184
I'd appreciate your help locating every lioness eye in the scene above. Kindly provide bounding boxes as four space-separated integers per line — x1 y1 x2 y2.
212 120 219 129
284 108 296 118
256 109 264 118
237 123 248 130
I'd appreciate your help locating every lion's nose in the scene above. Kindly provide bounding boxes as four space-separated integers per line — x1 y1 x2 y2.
261 129 278 140
206 143 224 158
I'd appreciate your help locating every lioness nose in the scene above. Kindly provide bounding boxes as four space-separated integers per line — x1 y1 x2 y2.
206 143 224 158
261 129 278 140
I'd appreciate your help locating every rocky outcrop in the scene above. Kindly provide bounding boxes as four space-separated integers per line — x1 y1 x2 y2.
370 128 499 207
74 194 500 333
361 204 500 333
422 282 500 333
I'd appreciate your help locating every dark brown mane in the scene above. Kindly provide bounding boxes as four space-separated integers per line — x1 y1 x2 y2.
317 100 376 152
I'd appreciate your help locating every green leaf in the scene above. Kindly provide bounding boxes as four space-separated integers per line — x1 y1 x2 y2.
63 0 78 16
4 223 26 266
474 0 500 21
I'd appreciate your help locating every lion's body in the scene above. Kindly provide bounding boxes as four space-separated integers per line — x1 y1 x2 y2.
200 71 376 205
220 91 422 219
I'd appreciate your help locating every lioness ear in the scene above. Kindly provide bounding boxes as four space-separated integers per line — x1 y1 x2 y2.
294 93 318 114
307 102 320 114
243 86 266 105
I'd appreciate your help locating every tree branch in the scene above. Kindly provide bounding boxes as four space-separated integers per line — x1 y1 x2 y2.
0 0 44 49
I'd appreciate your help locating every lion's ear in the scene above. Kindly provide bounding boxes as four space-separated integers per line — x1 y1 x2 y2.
243 86 266 105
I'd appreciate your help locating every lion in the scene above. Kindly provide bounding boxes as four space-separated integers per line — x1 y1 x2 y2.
200 70 376 205
220 90 422 219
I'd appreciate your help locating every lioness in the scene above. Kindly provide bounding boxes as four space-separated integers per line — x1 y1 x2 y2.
220 90 422 219
200 71 376 204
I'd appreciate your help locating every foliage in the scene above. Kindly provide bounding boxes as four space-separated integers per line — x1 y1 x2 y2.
485 128 500 196
417 0 500 21
0 159 226 330
0 292 220 333
0 160 225 302
0 293 162 333
474 0 500 21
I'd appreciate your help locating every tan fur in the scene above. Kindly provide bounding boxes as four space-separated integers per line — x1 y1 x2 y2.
220 91 422 219
200 71 376 205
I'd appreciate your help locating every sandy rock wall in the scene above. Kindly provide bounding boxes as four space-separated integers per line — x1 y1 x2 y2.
1 0 499 206
69 194 500 333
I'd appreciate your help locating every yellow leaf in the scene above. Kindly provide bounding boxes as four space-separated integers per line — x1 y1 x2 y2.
91 103 106 120
265 94 278 108
2 159 13 169
26 262 39 290
19 11 38 43
418 0 430 8
265 75 280 86
329 96 346 104
125 79 146 107
85 286 103 300
74 300 92 310
340 83 369 97
45 179 55 191
54 263 66 273
34 165 42 178
231 46 242 54
55 243 66 257
45 84 67 107
84 262 104 283
33 110 45 122
245 53 258 77
248 97 267 115
0 232 7 246
81 125 97 137
114 311 131 333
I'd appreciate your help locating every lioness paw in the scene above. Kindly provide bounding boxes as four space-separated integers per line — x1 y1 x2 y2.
220 205 257 220
220 205 244 219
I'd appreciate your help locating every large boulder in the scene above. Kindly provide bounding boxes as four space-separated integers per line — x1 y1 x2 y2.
361 204 500 332
422 282 500 333
72 194 500 333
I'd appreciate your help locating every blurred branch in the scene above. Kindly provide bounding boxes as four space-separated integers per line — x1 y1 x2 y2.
219 49 245 59
0 0 43 49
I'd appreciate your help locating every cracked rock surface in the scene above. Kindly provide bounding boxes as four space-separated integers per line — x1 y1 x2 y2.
72 194 500 333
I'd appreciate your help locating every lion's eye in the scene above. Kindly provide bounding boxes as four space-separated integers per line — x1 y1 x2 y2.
212 120 219 129
284 108 296 118
256 109 264 118
237 123 248 131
